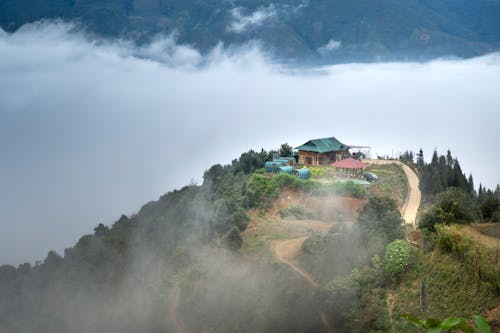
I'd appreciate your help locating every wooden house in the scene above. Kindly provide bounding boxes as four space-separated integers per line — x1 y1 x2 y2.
295 137 350 166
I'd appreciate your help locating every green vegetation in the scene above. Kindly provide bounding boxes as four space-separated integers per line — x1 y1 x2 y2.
434 225 500 294
247 173 366 209
390 242 498 332
279 205 317 220
420 188 480 232
384 240 412 281
0 145 498 332
411 148 499 227
299 195 405 332
478 185 500 222
402 313 491 333
366 163 408 206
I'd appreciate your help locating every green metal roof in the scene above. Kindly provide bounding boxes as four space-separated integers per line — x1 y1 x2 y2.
295 137 350 153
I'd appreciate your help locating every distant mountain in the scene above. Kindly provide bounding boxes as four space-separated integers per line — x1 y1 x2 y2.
1 0 500 62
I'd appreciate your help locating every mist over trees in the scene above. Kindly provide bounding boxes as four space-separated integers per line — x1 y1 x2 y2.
0 145 498 332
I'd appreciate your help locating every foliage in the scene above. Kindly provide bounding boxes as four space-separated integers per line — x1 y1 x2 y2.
221 226 243 251
390 242 499 333
419 188 480 232
317 256 390 333
309 166 327 179
402 313 491 333
417 149 475 201
279 205 317 220
358 195 404 243
384 240 412 281
247 173 366 209
479 191 500 222
279 143 293 157
434 225 500 296
366 163 408 206
0 148 272 332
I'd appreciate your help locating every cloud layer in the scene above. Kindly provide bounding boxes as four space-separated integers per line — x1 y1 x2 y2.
1 21 499 264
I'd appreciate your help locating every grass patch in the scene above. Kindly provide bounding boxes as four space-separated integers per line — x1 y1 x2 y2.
366 163 408 206
390 228 500 332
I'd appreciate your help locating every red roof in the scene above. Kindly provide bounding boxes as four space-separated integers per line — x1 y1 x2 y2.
331 158 367 169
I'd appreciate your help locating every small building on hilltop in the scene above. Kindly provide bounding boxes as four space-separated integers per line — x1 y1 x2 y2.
295 136 350 166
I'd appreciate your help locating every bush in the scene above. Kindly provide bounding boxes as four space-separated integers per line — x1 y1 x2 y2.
222 226 243 251
279 205 317 219
419 188 480 231
384 240 411 281
357 195 404 242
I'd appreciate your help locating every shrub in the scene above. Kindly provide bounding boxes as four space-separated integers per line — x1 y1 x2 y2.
279 205 317 219
357 195 404 242
222 226 243 251
419 188 480 231
384 240 411 281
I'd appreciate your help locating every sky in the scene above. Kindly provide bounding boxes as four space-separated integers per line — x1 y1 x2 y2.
0 21 499 265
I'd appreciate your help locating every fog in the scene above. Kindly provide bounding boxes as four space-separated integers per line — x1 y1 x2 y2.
1 21 499 264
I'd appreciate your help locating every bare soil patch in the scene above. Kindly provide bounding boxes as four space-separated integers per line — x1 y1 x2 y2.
271 189 365 221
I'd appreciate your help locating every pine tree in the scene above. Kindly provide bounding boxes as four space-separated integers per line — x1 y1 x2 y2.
438 155 448 188
431 149 439 167
417 148 424 168
467 174 475 196
446 150 454 186
478 184 484 201
453 160 468 191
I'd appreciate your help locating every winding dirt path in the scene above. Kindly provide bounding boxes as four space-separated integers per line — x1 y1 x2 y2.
272 220 336 333
273 237 318 287
272 161 422 332
363 159 421 226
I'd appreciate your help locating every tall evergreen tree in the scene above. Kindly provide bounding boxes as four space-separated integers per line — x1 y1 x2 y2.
438 155 448 188
416 148 424 168
467 174 475 195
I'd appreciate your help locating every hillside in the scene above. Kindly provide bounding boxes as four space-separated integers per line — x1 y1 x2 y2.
0 148 499 332
1 0 500 62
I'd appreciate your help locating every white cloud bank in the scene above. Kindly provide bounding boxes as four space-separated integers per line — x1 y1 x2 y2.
1 22 499 264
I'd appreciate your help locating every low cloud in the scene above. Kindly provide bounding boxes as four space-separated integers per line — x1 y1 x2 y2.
318 39 342 54
228 5 277 33
227 1 308 33
1 21 499 264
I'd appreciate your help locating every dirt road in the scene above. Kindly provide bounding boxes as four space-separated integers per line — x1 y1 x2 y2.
271 161 421 331
272 220 336 333
273 237 318 287
363 159 421 226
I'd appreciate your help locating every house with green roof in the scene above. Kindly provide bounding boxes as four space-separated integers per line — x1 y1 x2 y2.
295 137 350 166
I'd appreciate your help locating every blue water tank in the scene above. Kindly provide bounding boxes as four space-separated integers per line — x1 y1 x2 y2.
265 161 281 173
277 166 294 174
297 168 311 180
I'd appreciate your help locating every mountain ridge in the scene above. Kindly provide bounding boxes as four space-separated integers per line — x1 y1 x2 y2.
1 0 500 63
